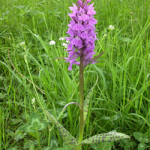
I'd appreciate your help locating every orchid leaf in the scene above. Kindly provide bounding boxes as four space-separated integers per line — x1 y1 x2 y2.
93 51 105 61
81 132 130 144
45 111 57 124
45 111 78 149
83 77 98 124
84 51 105 67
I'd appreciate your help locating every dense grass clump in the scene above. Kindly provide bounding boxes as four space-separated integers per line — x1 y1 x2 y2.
0 0 150 149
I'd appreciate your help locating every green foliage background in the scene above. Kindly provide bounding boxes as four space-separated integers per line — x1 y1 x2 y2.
0 0 150 149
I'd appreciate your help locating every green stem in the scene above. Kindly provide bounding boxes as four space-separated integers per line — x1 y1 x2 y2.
78 53 84 149
36 129 41 149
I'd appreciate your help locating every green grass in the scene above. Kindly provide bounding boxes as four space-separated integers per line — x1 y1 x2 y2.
0 0 150 149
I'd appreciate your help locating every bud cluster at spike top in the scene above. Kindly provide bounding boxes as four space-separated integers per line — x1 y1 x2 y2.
65 0 98 70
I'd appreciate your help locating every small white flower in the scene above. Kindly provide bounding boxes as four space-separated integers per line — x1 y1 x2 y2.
20 42 25 46
49 40 56 45
24 55 27 63
62 43 68 48
108 25 115 31
31 98 35 105
59 37 65 41
66 40 70 44
103 34 107 38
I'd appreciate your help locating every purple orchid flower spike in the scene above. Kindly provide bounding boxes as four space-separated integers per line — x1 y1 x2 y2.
65 0 103 70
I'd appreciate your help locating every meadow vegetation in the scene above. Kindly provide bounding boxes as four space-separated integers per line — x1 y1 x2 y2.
0 0 150 149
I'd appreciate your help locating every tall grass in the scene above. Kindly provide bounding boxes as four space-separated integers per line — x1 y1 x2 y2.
0 0 150 149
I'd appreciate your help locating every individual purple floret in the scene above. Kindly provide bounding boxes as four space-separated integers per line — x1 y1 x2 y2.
65 0 98 70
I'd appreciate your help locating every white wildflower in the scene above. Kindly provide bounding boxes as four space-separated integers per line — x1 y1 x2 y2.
59 37 65 41
49 40 56 45
31 98 35 105
62 43 68 48
24 55 27 63
66 40 70 44
108 25 115 31
20 42 25 46
103 34 107 38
